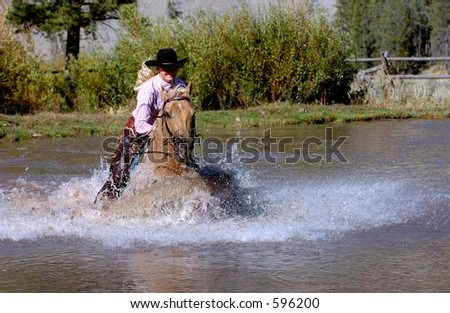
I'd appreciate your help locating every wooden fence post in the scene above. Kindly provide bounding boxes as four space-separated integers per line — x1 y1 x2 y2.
381 51 391 75
380 51 394 94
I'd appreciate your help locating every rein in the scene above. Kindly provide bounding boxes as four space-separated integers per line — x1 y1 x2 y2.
164 96 191 105
151 96 192 119
144 150 174 156
145 95 192 158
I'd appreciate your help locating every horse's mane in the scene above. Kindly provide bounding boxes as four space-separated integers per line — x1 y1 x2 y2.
134 62 156 91
163 85 189 100
153 85 190 122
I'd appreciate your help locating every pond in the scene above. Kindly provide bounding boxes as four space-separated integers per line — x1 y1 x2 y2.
0 120 449 292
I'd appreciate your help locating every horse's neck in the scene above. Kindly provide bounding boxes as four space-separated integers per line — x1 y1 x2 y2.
151 118 174 154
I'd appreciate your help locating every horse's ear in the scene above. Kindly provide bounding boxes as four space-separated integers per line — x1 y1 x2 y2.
183 81 192 96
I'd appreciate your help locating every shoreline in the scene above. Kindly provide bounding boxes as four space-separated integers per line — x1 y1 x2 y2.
1 104 449 142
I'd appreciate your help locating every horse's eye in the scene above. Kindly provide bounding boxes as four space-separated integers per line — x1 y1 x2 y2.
164 111 171 118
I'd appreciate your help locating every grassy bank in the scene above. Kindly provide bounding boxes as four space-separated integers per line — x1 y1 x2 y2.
1 104 449 142
0 112 126 142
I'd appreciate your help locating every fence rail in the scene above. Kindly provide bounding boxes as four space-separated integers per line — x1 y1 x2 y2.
347 52 450 80
390 74 450 80
347 56 450 63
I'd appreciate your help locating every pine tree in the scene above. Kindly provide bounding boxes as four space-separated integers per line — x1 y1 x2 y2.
430 0 450 57
167 0 182 20
373 0 411 56
335 0 351 32
6 0 135 63
337 0 432 58
406 0 431 56
337 0 376 58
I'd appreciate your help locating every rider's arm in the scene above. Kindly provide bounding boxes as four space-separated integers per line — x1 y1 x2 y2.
133 85 156 135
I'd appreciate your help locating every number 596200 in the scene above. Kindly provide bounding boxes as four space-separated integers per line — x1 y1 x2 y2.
272 298 319 309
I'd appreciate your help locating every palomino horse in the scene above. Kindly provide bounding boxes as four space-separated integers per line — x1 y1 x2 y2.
95 83 196 202
96 83 262 217
142 83 196 176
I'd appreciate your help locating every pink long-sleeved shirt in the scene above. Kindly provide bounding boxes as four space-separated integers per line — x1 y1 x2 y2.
132 74 186 134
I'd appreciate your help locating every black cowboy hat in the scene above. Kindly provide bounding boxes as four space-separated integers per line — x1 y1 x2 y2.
144 48 187 69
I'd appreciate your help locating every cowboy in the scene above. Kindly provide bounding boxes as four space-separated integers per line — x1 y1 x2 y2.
133 48 188 136
96 48 189 201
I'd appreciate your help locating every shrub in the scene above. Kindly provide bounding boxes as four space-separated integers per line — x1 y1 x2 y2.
63 52 135 112
2 2 357 114
0 10 61 114
117 3 357 110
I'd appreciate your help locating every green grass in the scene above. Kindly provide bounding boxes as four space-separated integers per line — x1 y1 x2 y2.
1 104 449 142
0 112 126 142
197 103 450 127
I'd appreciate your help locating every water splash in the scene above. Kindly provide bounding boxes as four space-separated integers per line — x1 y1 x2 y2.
0 161 445 248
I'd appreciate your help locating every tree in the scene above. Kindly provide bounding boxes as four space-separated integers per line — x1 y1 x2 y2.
335 0 350 32
6 0 135 64
406 0 431 56
336 0 376 58
336 0 431 58
373 0 412 56
167 0 182 20
430 0 450 57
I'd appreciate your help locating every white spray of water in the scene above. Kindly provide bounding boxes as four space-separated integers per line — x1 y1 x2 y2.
0 163 435 248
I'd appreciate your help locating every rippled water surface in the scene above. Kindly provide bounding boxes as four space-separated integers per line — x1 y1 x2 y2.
0 120 449 292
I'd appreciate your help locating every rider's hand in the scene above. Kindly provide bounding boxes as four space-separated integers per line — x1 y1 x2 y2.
144 126 155 139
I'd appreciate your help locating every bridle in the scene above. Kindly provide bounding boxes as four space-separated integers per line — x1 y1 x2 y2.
152 96 192 120
161 95 192 138
145 96 194 158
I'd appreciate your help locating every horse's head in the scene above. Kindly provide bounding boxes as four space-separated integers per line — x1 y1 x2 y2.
159 82 195 163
